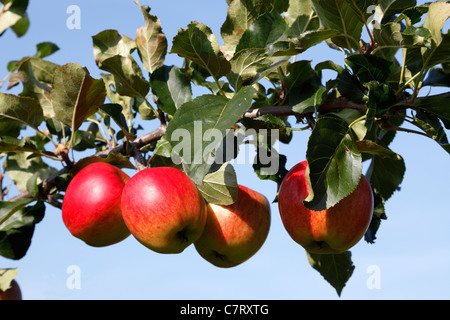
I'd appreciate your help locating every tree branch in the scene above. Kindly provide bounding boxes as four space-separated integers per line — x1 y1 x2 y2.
241 97 368 120
6 91 447 205
94 125 167 158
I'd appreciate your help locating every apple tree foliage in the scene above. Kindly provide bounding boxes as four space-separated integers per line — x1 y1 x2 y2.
0 0 449 296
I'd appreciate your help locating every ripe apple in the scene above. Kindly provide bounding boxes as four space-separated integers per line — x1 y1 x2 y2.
194 185 271 268
62 162 131 247
0 280 22 300
121 167 207 254
278 161 373 254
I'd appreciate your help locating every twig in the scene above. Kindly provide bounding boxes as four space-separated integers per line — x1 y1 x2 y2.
95 124 167 158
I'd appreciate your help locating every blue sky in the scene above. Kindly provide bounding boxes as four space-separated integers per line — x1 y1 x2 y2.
0 0 449 300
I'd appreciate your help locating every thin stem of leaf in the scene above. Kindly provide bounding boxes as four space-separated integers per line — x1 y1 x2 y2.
348 115 366 130
398 48 408 90
144 98 161 118
34 127 58 148
89 118 112 147
395 71 422 95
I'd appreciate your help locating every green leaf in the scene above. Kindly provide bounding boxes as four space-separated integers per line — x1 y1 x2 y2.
346 54 394 84
171 21 231 80
0 201 45 260
276 29 340 56
197 162 239 205
423 32 450 70
221 0 273 57
307 251 355 297
0 0 29 36
135 1 167 74
17 56 58 85
411 93 450 123
311 0 363 50
0 198 34 229
149 65 192 116
0 120 21 139
253 148 289 187
0 136 54 159
284 0 313 27
10 12 28 37
355 140 403 160
167 86 255 184
327 108 367 141
52 63 106 131
365 81 396 132
26 173 39 198
227 48 277 90
99 104 135 141
293 86 327 115
418 2 450 69
235 11 291 55
337 69 367 103
99 55 150 99
423 67 450 87
411 110 450 155
284 60 316 92
92 29 136 67
395 5 428 25
71 123 99 152
16 57 58 118
34 42 60 58
5 152 57 193
373 23 428 50
101 73 135 121
284 60 324 114
364 190 387 244
304 116 362 211
0 93 43 129
423 1 450 46
366 154 406 201
377 0 417 20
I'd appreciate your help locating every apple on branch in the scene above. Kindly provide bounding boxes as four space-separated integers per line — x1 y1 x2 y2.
121 167 207 254
278 161 374 254
194 185 271 268
62 162 131 247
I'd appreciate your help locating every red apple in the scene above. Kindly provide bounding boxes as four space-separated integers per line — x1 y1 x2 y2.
194 185 271 268
278 161 373 254
62 162 131 247
0 280 22 300
121 167 207 254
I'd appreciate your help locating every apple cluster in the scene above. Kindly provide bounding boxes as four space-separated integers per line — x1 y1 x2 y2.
62 162 272 268
61 160 374 268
